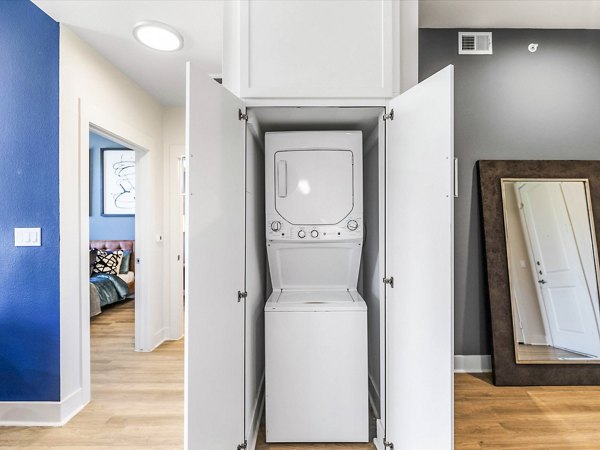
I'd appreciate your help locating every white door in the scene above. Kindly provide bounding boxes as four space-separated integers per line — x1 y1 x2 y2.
385 65 454 449
185 63 246 450
517 182 600 357
274 150 354 225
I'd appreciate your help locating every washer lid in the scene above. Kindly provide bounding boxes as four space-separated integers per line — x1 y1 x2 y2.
265 289 366 312
267 242 362 291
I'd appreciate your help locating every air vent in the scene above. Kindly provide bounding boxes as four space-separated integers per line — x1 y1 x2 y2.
458 32 492 55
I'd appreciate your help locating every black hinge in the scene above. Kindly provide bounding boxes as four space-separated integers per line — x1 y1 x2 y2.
237 290 248 302
383 277 394 288
238 109 248 121
384 440 394 449
383 109 394 121
237 441 247 450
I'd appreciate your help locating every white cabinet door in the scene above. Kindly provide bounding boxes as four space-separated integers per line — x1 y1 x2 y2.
237 0 394 98
186 62 246 450
385 66 454 449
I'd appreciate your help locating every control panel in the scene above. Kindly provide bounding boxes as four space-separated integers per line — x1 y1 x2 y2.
266 215 363 242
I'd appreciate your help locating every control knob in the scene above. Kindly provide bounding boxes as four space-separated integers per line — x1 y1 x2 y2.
311 230 319 238
347 220 359 231
270 221 281 232
298 230 306 239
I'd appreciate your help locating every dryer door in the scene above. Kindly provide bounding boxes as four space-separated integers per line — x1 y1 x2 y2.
274 149 354 225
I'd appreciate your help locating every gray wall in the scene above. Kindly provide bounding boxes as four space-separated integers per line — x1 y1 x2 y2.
420 29 600 355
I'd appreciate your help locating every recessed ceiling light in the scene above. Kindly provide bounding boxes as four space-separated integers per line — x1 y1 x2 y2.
133 21 183 52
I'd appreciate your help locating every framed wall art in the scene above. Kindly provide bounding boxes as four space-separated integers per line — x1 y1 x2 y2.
102 148 135 216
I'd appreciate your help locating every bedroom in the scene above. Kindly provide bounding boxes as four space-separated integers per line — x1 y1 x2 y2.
88 131 137 319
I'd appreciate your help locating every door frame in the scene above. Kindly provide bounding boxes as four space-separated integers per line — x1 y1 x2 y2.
76 99 155 403
167 144 185 340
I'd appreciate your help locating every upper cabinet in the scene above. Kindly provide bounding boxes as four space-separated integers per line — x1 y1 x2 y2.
223 0 418 100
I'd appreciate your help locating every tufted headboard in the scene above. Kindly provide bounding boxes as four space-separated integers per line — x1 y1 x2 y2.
89 240 135 272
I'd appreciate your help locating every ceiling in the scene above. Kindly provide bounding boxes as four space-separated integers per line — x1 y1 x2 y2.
421 1 600 29
33 1 600 107
33 0 224 106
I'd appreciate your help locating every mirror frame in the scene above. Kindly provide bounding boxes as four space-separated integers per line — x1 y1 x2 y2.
478 160 600 385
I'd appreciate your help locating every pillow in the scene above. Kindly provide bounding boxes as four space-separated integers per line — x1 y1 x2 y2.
91 249 123 275
89 249 97 276
119 250 132 274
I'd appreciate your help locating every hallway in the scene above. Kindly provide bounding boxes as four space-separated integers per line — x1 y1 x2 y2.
0 301 184 449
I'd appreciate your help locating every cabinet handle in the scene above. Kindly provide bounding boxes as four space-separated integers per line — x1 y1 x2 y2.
178 155 187 195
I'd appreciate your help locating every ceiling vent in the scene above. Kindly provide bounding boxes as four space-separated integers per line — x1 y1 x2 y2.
458 32 492 55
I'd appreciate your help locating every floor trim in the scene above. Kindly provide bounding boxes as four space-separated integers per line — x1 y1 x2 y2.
0 388 87 427
454 355 492 373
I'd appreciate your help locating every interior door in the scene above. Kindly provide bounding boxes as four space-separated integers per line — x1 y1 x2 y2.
385 65 454 449
185 62 246 450
517 182 600 357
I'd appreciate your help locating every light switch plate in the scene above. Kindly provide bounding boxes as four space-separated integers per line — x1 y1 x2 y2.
15 228 42 247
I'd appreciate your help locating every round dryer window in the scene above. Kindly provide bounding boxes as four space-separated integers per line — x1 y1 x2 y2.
274 149 354 225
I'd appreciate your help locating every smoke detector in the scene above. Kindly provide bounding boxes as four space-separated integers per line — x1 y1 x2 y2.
458 32 493 55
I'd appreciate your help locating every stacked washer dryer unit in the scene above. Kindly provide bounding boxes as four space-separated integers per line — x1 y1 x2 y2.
264 131 368 443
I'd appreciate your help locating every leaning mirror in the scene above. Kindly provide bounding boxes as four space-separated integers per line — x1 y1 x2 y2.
501 179 600 363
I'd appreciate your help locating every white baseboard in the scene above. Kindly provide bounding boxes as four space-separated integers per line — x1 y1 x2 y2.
524 334 549 346
368 372 380 419
373 418 385 450
246 374 265 450
0 388 87 426
454 355 492 373
137 327 169 352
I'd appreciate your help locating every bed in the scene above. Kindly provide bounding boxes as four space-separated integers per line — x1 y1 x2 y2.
89 240 135 317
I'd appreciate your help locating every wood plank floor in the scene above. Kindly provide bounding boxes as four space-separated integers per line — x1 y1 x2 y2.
0 300 184 450
517 343 593 361
455 373 600 449
3 301 600 449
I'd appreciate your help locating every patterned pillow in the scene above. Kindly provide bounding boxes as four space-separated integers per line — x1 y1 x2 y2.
91 249 123 275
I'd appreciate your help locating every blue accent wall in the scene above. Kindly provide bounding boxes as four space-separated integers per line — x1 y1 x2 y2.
0 0 60 401
89 132 135 240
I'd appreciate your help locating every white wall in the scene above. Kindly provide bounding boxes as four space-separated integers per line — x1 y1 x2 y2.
244 124 267 444
163 107 186 340
360 128 382 416
60 25 166 410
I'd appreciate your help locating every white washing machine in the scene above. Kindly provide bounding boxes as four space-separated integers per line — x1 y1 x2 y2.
264 131 368 443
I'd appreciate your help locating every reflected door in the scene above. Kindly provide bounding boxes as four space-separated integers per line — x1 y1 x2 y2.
518 182 600 357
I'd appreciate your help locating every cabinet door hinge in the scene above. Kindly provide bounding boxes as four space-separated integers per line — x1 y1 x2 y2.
238 109 248 121
383 109 394 121
237 440 247 450
383 277 394 288
384 440 394 449
237 290 248 302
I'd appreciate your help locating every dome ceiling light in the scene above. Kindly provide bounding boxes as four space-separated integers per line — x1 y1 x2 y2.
133 21 183 52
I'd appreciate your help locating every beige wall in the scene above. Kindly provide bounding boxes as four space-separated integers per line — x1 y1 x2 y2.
59 25 170 411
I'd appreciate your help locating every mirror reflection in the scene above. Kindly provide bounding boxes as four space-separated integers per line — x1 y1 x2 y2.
502 179 600 363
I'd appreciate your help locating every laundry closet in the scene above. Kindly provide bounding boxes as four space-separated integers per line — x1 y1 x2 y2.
185 2 454 450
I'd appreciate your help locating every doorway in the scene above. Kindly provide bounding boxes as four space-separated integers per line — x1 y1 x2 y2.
88 127 140 345
88 129 137 322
